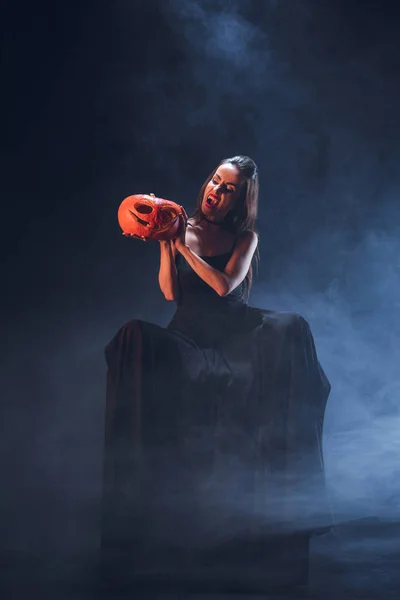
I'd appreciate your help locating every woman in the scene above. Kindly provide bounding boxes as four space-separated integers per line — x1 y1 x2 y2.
101 156 331 589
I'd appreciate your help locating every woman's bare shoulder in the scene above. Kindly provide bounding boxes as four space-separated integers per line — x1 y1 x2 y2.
237 229 258 247
229 230 258 260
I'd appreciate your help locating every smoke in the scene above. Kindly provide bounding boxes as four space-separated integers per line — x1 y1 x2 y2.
251 224 400 522
165 0 271 71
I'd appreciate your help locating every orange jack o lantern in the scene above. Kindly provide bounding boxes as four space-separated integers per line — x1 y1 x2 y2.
117 194 184 241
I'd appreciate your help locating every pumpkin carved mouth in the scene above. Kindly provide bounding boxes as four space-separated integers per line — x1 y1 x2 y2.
128 208 151 228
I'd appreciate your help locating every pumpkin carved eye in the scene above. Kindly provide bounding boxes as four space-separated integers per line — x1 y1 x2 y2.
135 204 153 215
158 208 177 225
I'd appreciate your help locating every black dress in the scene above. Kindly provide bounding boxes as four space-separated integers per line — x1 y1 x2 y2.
101 246 332 587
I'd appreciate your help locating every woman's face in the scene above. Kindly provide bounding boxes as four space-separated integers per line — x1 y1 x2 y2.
202 163 246 222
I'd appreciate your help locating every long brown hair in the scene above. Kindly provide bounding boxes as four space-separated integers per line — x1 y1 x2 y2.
192 155 260 297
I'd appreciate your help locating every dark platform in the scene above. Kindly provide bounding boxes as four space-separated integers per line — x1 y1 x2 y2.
1 518 400 599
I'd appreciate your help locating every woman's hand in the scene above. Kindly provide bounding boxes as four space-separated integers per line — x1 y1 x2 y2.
172 209 188 253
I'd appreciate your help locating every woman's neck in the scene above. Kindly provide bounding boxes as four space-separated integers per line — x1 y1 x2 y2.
200 213 225 227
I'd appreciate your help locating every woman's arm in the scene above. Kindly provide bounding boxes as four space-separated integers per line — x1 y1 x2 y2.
176 230 258 297
158 240 179 301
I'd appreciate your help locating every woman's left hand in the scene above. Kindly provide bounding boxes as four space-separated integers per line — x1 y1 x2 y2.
172 209 188 253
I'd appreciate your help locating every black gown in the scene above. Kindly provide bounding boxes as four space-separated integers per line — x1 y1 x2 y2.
101 246 332 587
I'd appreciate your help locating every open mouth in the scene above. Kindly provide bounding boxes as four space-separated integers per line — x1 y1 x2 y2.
205 195 220 209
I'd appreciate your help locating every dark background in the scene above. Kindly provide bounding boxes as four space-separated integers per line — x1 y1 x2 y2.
1 0 400 596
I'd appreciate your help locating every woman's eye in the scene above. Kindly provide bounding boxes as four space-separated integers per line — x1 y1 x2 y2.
210 179 234 193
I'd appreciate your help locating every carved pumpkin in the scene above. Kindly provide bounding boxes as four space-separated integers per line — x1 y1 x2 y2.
117 194 184 241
